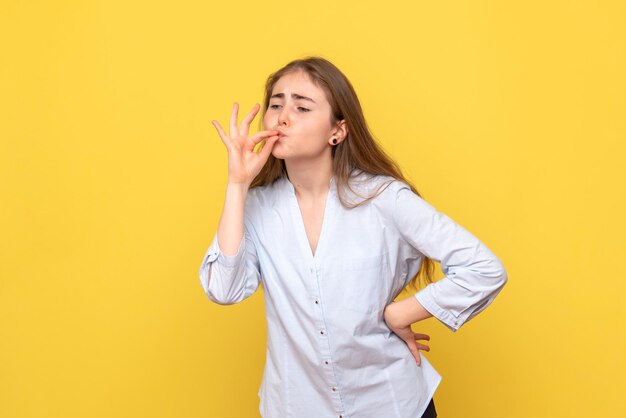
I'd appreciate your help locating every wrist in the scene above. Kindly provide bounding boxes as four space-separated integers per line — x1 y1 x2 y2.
226 181 250 194
385 296 433 328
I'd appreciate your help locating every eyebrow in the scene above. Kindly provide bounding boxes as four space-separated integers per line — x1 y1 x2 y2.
269 92 317 104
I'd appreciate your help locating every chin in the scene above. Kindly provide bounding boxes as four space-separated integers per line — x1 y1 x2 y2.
270 147 287 160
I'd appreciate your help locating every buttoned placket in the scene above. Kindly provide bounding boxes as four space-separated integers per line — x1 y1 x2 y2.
310 262 347 418
286 176 346 417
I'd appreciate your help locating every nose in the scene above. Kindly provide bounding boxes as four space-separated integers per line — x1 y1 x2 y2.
277 106 289 127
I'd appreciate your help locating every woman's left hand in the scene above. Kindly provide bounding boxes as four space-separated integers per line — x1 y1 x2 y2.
384 302 431 366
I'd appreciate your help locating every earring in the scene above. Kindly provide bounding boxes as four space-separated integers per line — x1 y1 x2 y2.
332 137 337 145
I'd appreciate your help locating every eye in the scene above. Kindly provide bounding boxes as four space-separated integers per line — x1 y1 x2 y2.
268 104 310 113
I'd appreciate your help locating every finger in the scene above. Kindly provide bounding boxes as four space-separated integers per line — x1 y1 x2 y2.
413 333 430 341
407 341 421 366
258 135 279 161
250 129 280 146
415 343 430 352
211 120 230 147
229 102 239 138
240 103 260 138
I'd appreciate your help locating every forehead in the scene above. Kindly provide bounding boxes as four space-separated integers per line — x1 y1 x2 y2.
271 71 327 103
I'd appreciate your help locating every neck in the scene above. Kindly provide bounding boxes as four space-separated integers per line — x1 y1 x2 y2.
284 156 333 199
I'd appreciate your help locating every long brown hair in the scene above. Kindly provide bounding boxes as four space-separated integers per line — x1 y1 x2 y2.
251 56 435 291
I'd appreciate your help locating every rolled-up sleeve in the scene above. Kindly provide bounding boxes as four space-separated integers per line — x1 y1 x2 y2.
393 184 508 332
198 219 262 305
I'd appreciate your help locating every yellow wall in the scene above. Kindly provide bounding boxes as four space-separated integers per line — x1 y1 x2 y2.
1 1 624 417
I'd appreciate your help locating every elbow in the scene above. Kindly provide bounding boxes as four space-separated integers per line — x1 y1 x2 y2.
497 259 508 287
203 282 245 305
479 256 508 293
199 264 243 305
206 291 241 306
201 273 246 306
491 259 508 294
468 243 509 292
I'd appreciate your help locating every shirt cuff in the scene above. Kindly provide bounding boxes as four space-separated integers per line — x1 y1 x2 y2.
199 233 247 294
414 284 462 333
204 233 246 268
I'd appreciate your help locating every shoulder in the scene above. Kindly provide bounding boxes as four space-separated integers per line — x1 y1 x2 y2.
344 170 411 204
347 172 438 227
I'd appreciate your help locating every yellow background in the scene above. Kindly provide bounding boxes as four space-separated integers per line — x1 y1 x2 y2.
1 1 624 417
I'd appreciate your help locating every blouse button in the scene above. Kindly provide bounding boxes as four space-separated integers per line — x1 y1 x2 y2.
324 360 329 365
315 300 319 304
320 330 325 335
331 387 337 392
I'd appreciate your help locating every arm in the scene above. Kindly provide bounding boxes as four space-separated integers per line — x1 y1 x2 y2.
198 102 280 305
392 183 508 332
198 183 261 305
383 295 434 367
384 295 433 329
218 182 250 256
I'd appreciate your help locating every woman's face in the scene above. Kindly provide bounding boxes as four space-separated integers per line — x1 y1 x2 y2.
263 70 336 161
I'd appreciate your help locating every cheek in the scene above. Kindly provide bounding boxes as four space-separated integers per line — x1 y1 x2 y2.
263 110 277 126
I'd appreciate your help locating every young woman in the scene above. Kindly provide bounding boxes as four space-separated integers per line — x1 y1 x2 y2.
199 56 508 418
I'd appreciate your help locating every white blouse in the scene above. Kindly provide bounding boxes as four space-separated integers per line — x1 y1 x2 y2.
199 170 508 418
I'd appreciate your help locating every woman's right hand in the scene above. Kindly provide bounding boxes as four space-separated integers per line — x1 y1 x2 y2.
211 102 280 187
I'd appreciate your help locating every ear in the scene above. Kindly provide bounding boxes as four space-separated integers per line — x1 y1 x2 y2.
331 119 348 144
